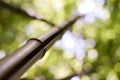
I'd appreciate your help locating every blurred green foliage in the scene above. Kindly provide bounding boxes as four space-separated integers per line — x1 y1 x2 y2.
0 0 120 80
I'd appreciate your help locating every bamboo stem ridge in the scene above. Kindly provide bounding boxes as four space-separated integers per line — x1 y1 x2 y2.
0 15 80 80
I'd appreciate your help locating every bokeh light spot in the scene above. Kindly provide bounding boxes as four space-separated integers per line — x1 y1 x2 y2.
87 49 98 60
78 0 95 15
106 70 119 80
0 50 6 59
71 76 81 80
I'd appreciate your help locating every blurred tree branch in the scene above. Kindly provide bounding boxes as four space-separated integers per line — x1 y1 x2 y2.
0 0 55 26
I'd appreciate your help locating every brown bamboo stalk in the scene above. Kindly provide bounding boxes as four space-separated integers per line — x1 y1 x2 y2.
0 14 81 80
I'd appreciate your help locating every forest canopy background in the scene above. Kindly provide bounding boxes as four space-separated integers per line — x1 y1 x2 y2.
0 0 120 80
